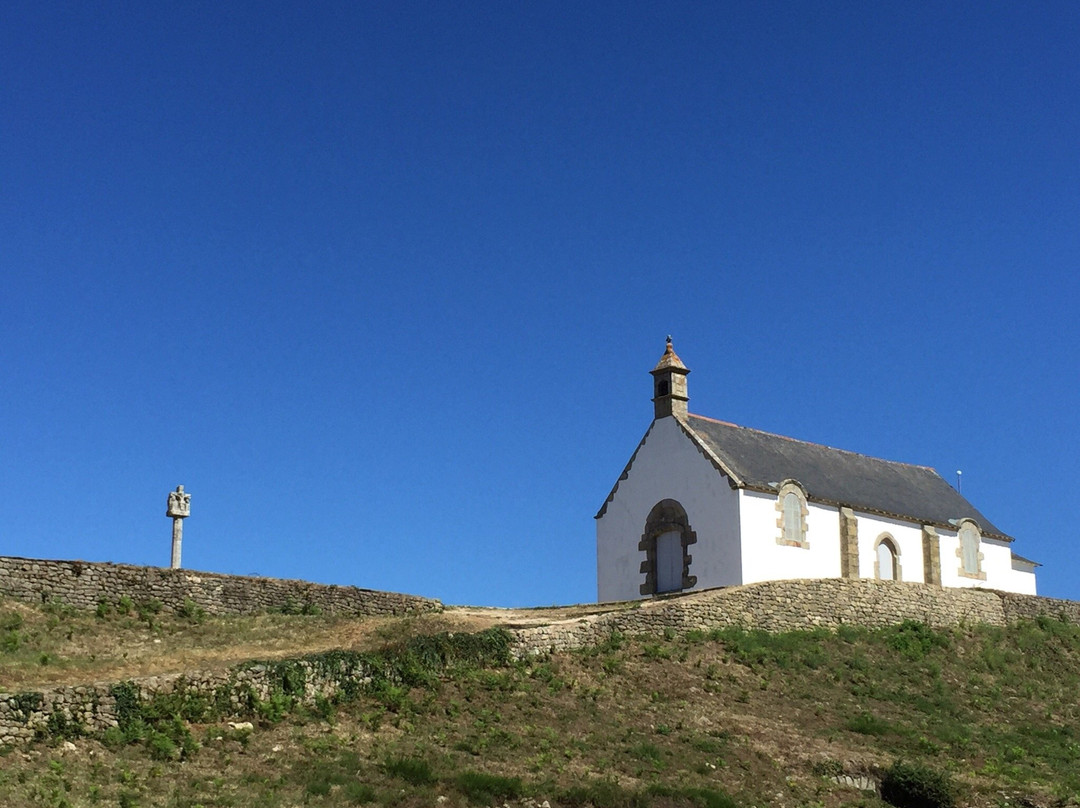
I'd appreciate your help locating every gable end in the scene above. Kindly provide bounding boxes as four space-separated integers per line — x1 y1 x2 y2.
674 417 743 489
595 422 656 519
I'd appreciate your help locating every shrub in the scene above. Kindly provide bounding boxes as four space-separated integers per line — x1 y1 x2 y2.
271 597 322 615
304 776 333 797
811 759 844 777
176 599 205 623
712 626 829 669
43 599 75 620
135 599 162 623
101 727 127 748
560 778 645 808
107 681 200 757
880 760 956 808
687 787 739 808
145 716 198 761
374 682 409 713
646 784 737 808
255 691 292 724
43 710 84 740
881 622 950 661
343 781 377 804
146 731 177 761
312 695 335 721
455 770 523 803
382 755 435 785
1 629 20 652
110 682 141 731
0 610 24 631
627 741 663 762
846 712 892 736
11 692 43 720
641 643 671 660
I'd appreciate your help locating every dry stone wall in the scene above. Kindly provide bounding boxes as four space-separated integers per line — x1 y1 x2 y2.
0 658 380 745
0 556 441 617
509 579 1063 657
999 592 1080 625
3 573 1079 747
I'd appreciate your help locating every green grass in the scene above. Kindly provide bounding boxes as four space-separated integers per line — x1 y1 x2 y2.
3 598 1080 806
455 770 524 803
381 755 436 785
846 711 894 736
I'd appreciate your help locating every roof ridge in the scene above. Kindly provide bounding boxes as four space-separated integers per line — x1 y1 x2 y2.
686 413 938 473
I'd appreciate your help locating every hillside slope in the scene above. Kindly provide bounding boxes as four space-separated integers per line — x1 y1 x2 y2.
2 596 1079 808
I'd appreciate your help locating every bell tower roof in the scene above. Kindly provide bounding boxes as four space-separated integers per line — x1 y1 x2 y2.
651 336 687 373
649 337 689 419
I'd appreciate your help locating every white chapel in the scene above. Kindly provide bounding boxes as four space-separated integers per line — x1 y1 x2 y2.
595 339 1038 601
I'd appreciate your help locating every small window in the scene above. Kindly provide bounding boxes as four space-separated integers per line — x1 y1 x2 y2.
775 481 809 548
955 520 985 580
960 524 980 574
657 380 670 397
875 537 899 581
783 493 801 543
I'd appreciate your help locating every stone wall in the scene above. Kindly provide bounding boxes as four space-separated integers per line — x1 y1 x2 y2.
0 556 441 617
3 575 1080 746
509 579 1069 657
999 591 1080 625
0 658 380 746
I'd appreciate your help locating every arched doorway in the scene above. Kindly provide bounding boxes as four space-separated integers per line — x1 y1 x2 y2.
638 499 698 596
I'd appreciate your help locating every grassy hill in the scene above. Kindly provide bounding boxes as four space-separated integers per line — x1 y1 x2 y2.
2 594 1079 808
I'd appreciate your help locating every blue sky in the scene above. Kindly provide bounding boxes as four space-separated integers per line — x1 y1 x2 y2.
2 2 1077 606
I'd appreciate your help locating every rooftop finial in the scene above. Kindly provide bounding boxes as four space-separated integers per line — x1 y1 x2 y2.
653 337 686 371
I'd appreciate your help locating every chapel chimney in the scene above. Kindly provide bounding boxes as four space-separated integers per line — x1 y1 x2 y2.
650 336 689 420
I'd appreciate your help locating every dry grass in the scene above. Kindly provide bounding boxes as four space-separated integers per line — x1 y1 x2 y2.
0 598 500 691
3 598 1080 807
0 595 640 692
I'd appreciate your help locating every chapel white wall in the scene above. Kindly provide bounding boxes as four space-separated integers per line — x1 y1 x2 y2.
738 491 842 583
598 420 1037 599
852 513 927 582
937 529 1037 595
596 417 742 602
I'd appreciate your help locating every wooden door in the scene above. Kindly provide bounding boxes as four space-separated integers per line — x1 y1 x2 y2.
656 530 682 593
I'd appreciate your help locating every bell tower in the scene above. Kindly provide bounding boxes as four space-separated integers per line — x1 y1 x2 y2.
650 336 689 419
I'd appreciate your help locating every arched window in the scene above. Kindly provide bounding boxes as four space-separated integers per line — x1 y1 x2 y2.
637 499 698 596
875 535 900 581
775 481 809 548
957 521 984 579
783 493 801 543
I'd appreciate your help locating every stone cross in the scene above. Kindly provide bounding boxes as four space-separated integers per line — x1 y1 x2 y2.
166 485 191 569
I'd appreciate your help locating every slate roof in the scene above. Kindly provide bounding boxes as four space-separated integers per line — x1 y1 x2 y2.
683 414 1013 541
